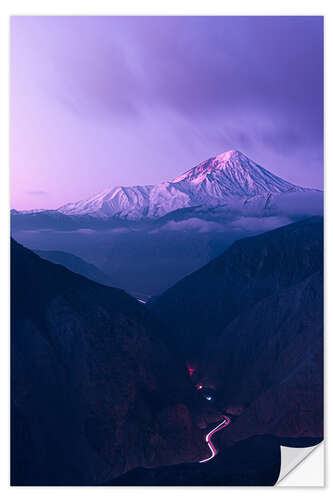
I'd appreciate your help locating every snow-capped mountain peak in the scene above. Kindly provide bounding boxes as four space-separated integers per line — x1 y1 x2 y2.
171 149 300 196
172 149 244 182
58 150 310 219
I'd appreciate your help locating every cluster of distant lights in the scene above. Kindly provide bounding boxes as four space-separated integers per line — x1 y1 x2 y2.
188 366 229 463
197 384 212 399
187 371 213 400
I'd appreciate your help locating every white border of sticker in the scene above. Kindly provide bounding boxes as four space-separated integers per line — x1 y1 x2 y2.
0 1 330 497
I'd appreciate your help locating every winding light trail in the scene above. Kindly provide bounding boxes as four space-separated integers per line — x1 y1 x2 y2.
199 416 231 463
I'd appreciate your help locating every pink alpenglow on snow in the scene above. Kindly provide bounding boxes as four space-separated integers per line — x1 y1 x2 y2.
55 150 319 220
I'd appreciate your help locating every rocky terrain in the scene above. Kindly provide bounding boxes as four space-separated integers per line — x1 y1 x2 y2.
109 435 282 486
151 217 323 446
11 216 324 485
11 240 207 485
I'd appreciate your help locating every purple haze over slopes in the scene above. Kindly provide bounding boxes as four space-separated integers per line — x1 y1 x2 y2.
11 16 323 210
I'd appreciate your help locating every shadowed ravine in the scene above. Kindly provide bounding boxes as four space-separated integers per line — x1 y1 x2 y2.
11 217 323 485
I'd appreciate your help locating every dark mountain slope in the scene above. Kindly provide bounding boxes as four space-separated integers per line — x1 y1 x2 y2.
211 271 323 406
34 249 114 287
151 217 323 361
151 217 323 445
109 435 281 486
11 240 206 485
211 270 323 446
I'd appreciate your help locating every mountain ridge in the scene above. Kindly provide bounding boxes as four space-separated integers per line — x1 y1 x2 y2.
11 239 207 484
56 150 316 220
150 216 323 448
34 249 114 287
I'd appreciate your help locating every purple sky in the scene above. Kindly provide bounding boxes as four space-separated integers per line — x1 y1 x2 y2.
11 16 323 210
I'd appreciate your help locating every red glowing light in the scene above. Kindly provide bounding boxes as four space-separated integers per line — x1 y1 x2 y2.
188 367 195 376
197 384 203 390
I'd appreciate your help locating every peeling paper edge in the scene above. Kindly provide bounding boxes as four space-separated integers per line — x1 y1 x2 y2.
277 441 324 486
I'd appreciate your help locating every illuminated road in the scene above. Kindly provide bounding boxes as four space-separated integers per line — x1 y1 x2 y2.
199 416 231 463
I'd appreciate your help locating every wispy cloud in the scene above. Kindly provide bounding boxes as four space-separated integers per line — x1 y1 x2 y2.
26 190 48 196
